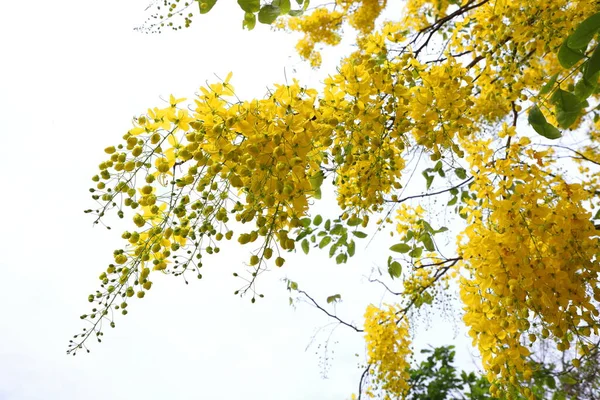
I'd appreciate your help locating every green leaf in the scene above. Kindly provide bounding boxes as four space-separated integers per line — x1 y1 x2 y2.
243 11 256 30
309 170 324 199
301 238 309 254
296 231 308 241
352 231 368 239
288 9 304 16
324 219 331 231
258 4 280 24
273 0 291 13
319 236 332 249
347 240 356 257
420 219 434 233
420 233 435 252
300 217 311 227
329 242 338 257
594 209 600 220
552 392 566 400
313 215 323 226
390 243 411 253
585 44 600 80
288 280 298 291
347 216 361 226
528 105 562 139
568 12 600 50
447 196 458 206
388 261 402 279
313 187 322 199
551 89 583 128
539 74 558 95
237 0 260 12
435 227 449 234
558 39 585 68
330 224 343 235
326 294 341 304
560 374 578 386
335 253 347 264
422 171 434 189
460 190 470 203
409 247 423 258
198 0 218 14
455 167 467 180
574 72 598 100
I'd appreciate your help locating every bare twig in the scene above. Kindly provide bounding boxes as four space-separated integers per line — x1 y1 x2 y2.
384 177 473 204
298 290 363 332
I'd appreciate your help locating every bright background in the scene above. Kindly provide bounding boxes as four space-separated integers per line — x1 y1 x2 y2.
0 1 477 399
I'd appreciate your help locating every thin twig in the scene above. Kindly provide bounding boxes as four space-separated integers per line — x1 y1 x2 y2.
368 278 402 295
298 290 363 332
384 177 474 204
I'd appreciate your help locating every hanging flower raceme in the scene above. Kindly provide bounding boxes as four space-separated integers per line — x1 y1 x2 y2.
458 132 600 397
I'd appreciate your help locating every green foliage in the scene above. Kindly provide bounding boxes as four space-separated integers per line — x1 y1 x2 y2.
531 13 600 138
294 215 363 264
326 294 341 303
567 12 600 50
406 345 598 400
558 41 586 69
550 89 585 129
528 106 561 139
238 0 261 13
390 243 411 253
257 5 280 24
407 346 491 400
198 0 218 14
387 257 402 279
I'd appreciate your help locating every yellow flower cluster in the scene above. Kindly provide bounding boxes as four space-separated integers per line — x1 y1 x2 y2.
407 59 474 158
338 0 387 34
364 304 412 398
87 76 339 307
458 133 600 396
285 8 345 67
446 0 596 124
76 4 600 400
280 0 387 66
403 268 434 296
403 0 452 30
395 205 425 238
324 55 407 211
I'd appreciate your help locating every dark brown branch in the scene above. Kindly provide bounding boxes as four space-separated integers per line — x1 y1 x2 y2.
298 290 363 332
396 258 460 319
357 364 372 400
425 50 473 64
384 177 473 204
413 256 462 270
414 0 491 56
466 54 485 69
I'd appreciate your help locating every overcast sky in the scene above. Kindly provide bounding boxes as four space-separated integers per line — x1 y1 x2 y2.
0 1 477 399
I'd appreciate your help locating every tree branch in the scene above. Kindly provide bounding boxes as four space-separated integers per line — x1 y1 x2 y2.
384 177 473 204
298 290 363 333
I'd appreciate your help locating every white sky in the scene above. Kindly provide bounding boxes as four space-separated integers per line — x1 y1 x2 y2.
0 1 477 399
